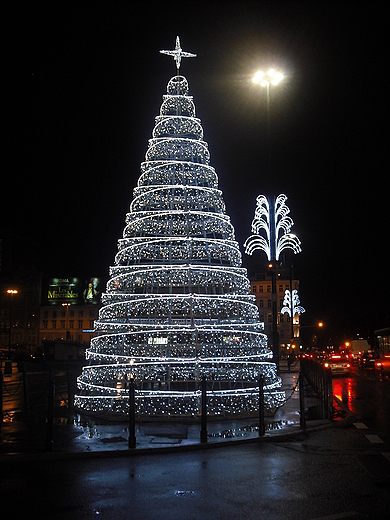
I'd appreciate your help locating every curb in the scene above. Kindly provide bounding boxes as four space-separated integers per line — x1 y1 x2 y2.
0 419 334 462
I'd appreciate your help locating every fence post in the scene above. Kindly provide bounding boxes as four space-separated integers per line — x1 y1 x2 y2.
200 377 208 443
45 374 55 451
67 367 73 413
299 371 306 429
22 368 29 417
0 370 3 426
258 374 265 436
128 378 136 449
325 367 333 420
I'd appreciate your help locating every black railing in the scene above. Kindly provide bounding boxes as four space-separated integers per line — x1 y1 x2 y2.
300 358 333 420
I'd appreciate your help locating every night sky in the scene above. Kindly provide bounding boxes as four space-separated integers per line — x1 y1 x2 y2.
3 2 388 342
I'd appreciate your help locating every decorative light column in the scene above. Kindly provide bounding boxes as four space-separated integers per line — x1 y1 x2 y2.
244 194 301 368
280 288 306 345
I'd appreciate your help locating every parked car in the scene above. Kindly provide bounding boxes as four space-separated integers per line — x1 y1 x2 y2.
323 353 351 375
359 351 376 370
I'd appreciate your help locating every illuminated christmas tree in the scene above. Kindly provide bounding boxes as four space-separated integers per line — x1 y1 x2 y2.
74 38 284 419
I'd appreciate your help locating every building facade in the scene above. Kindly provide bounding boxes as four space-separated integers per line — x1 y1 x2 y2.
249 270 302 358
39 277 102 359
0 264 41 358
0 270 102 360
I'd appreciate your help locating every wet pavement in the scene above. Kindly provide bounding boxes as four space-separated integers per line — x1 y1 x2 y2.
0 360 332 458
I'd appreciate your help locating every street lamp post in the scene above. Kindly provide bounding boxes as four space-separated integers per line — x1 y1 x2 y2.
62 303 70 341
6 289 18 359
250 69 285 369
253 69 284 177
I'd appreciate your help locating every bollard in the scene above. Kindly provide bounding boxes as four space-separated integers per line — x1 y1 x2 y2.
299 371 306 429
128 378 136 449
258 374 265 436
45 375 55 451
200 377 207 443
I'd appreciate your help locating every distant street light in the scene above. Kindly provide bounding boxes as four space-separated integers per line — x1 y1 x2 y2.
299 322 325 351
6 289 18 359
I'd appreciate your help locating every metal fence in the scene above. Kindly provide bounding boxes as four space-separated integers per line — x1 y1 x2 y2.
300 358 333 420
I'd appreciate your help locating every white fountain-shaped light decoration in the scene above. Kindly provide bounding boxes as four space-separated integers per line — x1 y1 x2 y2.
244 194 302 261
280 289 306 317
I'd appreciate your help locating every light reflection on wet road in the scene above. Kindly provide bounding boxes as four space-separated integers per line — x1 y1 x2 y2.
332 365 390 432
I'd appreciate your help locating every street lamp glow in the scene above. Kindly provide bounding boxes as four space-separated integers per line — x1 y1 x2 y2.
271 72 283 85
253 70 265 84
253 69 284 87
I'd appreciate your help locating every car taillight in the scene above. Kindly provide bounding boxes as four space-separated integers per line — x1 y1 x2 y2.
376 361 382 368
346 363 351 368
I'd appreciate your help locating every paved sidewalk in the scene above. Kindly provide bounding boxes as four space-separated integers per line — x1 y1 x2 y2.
0 361 330 458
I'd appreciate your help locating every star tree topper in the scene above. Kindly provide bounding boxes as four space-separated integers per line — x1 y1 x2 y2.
160 36 196 73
